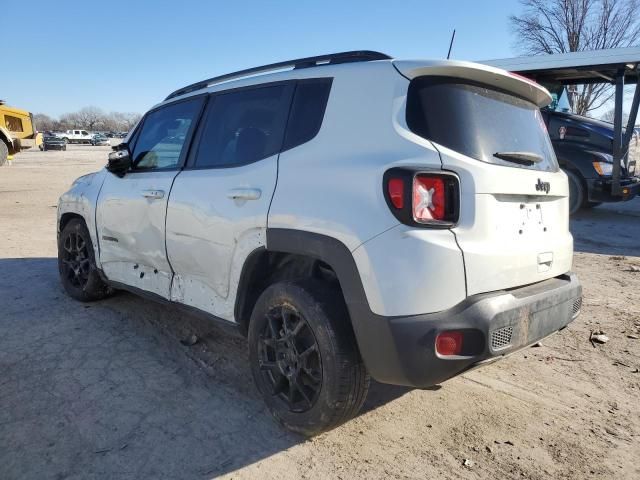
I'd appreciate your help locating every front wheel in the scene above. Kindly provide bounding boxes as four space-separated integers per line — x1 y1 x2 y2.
58 218 113 301
248 280 370 436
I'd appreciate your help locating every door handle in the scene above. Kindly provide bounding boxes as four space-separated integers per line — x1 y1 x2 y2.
142 189 165 199
226 188 262 201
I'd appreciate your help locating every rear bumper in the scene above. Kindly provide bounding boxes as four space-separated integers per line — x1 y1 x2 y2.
587 177 640 202
356 273 582 388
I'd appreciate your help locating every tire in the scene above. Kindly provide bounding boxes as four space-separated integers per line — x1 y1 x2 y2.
0 141 8 166
248 280 370 436
58 218 113 302
565 169 585 215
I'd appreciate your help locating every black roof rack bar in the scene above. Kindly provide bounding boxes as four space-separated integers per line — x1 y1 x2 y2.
165 50 391 100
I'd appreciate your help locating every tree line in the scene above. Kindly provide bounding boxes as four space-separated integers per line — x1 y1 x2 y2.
34 107 142 133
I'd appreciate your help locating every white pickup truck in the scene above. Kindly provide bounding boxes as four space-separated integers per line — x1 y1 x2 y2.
56 129 93 144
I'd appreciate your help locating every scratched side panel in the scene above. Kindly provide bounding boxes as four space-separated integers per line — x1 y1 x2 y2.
165 158 278 322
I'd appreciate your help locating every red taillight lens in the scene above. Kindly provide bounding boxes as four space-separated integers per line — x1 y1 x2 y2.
387 178 404 209
413 175 445 222
435 331 463 356
383 168 458 226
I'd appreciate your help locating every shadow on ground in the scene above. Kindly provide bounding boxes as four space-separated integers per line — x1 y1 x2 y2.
0 257 410 480
570 200 639 256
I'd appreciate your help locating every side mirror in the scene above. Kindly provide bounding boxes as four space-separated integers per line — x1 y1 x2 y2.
107 148 132 177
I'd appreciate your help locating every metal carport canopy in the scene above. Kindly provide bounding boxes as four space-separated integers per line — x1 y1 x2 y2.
480 47 640 197
480 47 640 85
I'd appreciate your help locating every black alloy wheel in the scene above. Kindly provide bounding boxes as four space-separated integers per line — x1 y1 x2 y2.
257 304 323 413
58 218 113 301
248 280 370 436
60 230 91 289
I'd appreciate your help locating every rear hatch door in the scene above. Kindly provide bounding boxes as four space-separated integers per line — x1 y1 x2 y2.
397 61 573 295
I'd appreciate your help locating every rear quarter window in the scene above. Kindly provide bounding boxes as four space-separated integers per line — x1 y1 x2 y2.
407 76 558 172
282 79 332 151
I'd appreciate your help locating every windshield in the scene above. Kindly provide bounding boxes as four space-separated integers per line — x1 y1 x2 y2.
543 83 572 113
406 76 559 172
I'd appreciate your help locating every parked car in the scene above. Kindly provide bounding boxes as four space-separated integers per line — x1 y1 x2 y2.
91 134 110 146
57 51 582 435
41 135 66 151
56 129 93 144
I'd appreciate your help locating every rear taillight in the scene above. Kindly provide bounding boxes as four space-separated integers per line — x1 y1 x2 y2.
413 174 445 222
383 168 459 227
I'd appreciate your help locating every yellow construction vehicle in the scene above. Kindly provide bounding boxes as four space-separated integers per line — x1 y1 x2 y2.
0 100 43 165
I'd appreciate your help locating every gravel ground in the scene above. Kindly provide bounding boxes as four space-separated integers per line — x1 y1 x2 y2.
1 146 639 480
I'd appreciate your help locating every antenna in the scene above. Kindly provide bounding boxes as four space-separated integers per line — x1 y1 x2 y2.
447 29 456 60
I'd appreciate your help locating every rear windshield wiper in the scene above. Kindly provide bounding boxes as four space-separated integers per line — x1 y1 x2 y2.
493 151 544 166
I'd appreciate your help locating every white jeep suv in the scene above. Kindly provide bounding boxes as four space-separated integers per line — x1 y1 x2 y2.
57 51 582 435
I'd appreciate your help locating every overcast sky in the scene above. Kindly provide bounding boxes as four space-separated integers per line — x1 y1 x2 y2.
3 0 632 120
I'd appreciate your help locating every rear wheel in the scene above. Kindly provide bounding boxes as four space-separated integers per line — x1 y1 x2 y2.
565 169 585 215
0 141 8 166
58 218 113 301
248 280 370 436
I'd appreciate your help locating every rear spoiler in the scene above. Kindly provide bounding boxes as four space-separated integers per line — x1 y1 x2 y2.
393 59 552 108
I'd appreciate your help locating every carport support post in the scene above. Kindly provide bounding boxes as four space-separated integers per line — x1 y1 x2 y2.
623 80 640 153
612 70 624 196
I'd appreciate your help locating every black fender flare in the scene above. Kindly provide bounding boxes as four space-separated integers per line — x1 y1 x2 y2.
262 228 406 384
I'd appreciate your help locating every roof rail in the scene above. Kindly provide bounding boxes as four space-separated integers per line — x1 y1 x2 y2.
165 50 392 100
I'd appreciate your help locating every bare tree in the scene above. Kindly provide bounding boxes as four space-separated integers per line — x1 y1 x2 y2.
32 113 56 132
601 107 630 122
510 0 640 115
75 106 106 131
41 108 142 132
58 112 80 130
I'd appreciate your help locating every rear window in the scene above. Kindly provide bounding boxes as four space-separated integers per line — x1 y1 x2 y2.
407 77 558 172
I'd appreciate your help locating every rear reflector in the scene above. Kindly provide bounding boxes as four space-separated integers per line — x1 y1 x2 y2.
387 178 404 209
436 331 463 356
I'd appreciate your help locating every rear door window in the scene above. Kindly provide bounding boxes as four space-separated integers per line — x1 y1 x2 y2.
192 83 293 168
407 76 558 172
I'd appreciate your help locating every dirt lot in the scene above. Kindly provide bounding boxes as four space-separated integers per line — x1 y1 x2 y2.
1 145 639 480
